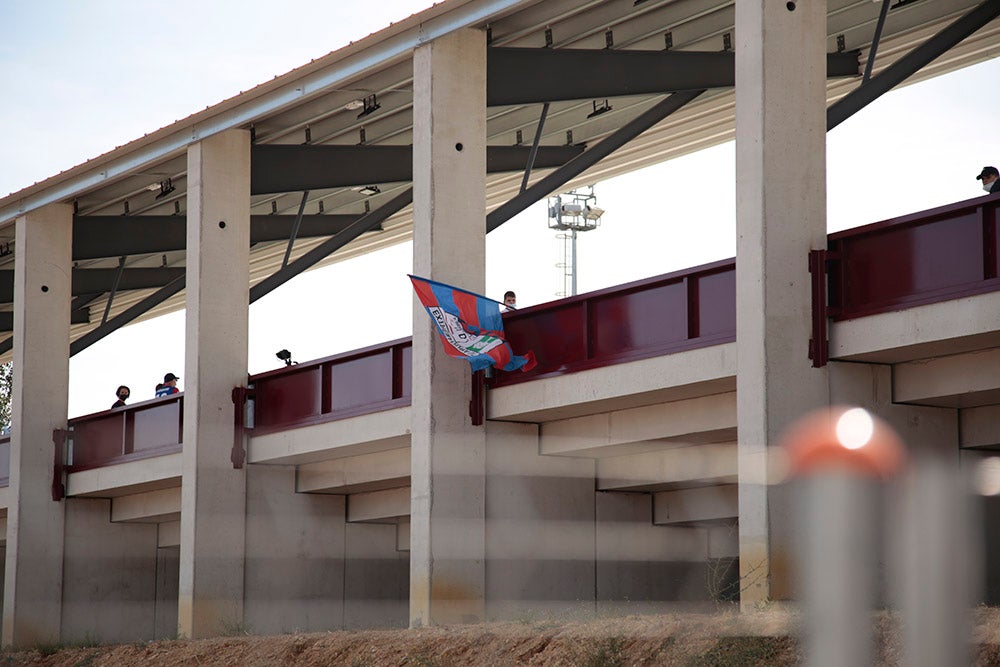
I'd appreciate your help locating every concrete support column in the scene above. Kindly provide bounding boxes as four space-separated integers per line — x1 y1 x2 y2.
735 0 830 605
2 203 72 646
178 129 250 639
410 27 487 627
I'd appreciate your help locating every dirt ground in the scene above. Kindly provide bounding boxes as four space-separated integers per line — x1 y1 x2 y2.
4 607 1000 666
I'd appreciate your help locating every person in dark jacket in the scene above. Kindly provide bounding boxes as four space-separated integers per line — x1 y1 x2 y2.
977 166 1000 194
111 385 130 409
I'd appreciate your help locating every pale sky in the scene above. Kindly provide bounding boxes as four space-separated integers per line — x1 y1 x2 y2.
1 1 998 416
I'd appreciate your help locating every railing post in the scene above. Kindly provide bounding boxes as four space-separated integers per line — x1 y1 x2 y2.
808 249 829 368
983 201 998 281
51 428 69 501
469 369 485 426
230 386 252 469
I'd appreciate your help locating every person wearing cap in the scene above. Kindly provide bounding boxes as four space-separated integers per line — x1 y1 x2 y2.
155 373 180 397
977 166 1000 194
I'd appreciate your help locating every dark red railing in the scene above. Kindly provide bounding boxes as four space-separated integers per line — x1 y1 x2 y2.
31 196 999 474
66 394 184 472
493 258 737 387
827 193 1000 320
249 338 412 436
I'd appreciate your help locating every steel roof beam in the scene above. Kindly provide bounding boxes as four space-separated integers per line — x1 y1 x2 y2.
487 89 705 232
486 47 860 106
69 275 186 356
828 0 1000 130
249 188 413 304
72 214 370 260
0 268 184 303
250 144 585 195
0 309 89 333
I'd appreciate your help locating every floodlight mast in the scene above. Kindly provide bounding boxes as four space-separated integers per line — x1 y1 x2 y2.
547 186 604 296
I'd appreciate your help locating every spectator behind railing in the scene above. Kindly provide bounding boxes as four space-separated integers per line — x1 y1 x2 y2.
976 166 999 194
155 372 180 398
111 385 130 409
501 290 517 312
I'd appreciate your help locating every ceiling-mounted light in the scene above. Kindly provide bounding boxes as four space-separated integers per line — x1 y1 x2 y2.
357 93 381 119
354 185 381 196
155 178 176 200
586 99 613 119
343 98 365 111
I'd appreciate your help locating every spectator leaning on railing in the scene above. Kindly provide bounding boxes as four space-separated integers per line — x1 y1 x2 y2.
977 166 1000 194
155 373 180 398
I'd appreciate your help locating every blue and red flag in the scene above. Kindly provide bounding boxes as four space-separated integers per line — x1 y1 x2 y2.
409 275 536 373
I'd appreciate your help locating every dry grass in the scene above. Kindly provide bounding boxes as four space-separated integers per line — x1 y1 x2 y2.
3 608 1000 666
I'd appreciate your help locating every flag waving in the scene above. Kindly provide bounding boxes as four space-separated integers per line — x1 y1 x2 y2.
409 275 536 373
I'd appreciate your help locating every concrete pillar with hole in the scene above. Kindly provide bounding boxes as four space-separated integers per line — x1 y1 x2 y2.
734 0 831 606
2 203 73 646
177 129 251 638
409 27 488 627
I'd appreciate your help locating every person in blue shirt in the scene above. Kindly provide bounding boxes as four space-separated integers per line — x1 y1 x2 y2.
155 373 180 397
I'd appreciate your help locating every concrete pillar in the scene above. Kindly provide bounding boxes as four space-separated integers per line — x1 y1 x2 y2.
178 129 250 639
734 0 830 605
410 27 487 627
3 203 72 646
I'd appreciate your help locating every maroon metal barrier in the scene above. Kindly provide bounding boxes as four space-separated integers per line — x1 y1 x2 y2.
66 394 183 472
249 338 412 435
827 194 1000 320
493 258 737 387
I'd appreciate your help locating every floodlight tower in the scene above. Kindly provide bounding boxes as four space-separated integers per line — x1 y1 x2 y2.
547 186 605 296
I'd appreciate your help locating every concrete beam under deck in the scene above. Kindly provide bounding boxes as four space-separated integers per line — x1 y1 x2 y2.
159 521 180 548
488 342 736 422
961 406 1000 450
831 291 1000 364
110 487 182 523
347 486 410 524
248 406 411 465
597 442 737 492
653 485 738 526
540 392 736 458
297 447 410 494
66 453 182 498
893 348 1000 408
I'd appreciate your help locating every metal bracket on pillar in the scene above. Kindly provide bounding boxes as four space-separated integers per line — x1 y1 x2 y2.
469 370 485 426
51 428 69 501
230 385 253 468
808 250 830 368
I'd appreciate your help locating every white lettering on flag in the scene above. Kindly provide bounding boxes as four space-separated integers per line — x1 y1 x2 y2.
428 307 504 356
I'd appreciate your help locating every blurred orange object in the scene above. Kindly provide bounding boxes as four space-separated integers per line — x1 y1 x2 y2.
780 406 905 480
